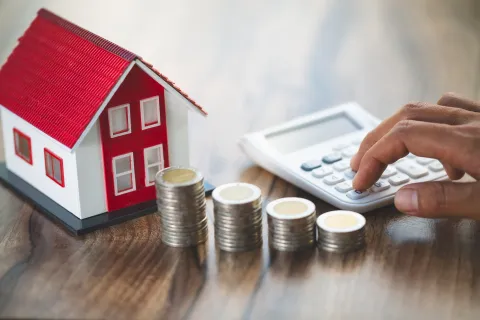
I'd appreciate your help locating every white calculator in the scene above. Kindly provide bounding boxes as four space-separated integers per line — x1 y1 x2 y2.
239 102 448 213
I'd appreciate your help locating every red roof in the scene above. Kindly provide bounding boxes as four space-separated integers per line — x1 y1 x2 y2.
0 8 206 149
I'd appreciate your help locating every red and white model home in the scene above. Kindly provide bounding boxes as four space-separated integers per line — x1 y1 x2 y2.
0 9 207 230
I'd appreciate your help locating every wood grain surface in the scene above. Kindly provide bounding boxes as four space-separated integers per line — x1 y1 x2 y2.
0 0 480 319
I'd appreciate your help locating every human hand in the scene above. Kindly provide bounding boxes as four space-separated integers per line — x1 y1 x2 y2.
350 93 480 219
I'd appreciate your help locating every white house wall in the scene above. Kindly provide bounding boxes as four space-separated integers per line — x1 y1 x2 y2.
165 91 189 167
0 107 82 217
75 122 107 219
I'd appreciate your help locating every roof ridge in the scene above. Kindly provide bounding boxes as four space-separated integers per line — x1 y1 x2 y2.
37 8 138 62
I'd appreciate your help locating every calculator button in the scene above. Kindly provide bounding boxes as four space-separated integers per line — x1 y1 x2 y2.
416 157 434 165
406 153 416 159
371 180 390 193
333 160 351 172
344 169 357 179
322 153 342 164
428 160 444 172
346 189 370 200
396 161 428 179
351 136 365 145
381 166 397 178
332 143 349 151
323 174 345 186
341 146 358 158
388 173 410 186
312 166 333 178
335 181 353 193
301 160 323 171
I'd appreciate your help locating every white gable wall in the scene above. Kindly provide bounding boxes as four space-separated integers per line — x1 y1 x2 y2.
0 64 199 220
75 122 107 219
0 107 82 217
165 91 189 166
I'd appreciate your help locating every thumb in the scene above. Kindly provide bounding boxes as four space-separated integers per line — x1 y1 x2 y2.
394 181 480 219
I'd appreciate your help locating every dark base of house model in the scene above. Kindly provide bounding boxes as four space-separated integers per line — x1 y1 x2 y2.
0 162 215 236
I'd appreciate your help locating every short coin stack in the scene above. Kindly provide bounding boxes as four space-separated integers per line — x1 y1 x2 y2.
212 183 263 252
155 167 208 247
316 210 366 253
266 197 316 251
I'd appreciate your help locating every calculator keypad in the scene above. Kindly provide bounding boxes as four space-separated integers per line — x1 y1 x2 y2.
416 157 434 165
322 153 343 164
332 143 349 151
300 159 323 171
335 181 353 193
346 189 370 200
312 167 333 178
333 160 351 172
381 166 397 178
396 161 428 179
388 173 410 186
341 146 358 158
344 169 356 179
323 174 345 186
428 160 444 172
371 180 390 193
300 138 446 204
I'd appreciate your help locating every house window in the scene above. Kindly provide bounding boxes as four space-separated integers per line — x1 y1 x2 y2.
112 153 136 195
44 149 65 187
144 144 164 186
140 96 161 130
108 104 131 137
13 128 33 164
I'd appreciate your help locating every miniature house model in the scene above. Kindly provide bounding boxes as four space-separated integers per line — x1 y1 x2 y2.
0 9 207 233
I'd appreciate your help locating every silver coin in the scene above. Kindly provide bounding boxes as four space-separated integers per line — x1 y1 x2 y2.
155 167 209 248
211 183 264 252
317 242 364 253
316 210 366 253
217 240 263 252
266 198 316 252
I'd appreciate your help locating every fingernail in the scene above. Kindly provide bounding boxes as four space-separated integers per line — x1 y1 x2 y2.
395 188 419 213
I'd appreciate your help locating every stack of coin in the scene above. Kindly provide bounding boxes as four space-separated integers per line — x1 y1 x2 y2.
266 197 316 251
212 182 263 252
155 166 208 247
316 210 366 253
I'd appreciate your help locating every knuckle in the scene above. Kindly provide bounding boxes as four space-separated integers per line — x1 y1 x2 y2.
457 125 480 153
418 183 448 214
447 108 468 125
438 92 458 105
393 119 414 136
459 123 480 136
401 102 426 118
363 130 375 142
435 183 449 211
360 131 376 148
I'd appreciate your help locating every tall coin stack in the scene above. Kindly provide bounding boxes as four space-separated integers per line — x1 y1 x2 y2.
266 197 316 251
155 167 208 247
316 210 366 253
212 183 263 252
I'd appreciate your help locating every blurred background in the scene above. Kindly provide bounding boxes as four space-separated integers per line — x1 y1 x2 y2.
0 0 479 184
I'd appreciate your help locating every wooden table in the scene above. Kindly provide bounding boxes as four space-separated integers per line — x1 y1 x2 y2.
0 0 479 319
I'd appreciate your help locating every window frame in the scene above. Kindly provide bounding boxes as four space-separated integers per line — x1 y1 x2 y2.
108 104 132 138
13 128 33 165
140 96 161 130
112 152 136 196
44 148 65 187
144 144 164 186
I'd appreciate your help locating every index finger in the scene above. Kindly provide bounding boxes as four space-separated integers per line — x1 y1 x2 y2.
350 102 468 171
352 120 476 190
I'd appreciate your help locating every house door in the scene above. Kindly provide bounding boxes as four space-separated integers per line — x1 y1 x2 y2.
98 66 169 212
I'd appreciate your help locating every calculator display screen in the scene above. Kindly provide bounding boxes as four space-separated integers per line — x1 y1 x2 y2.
265 113 361 154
